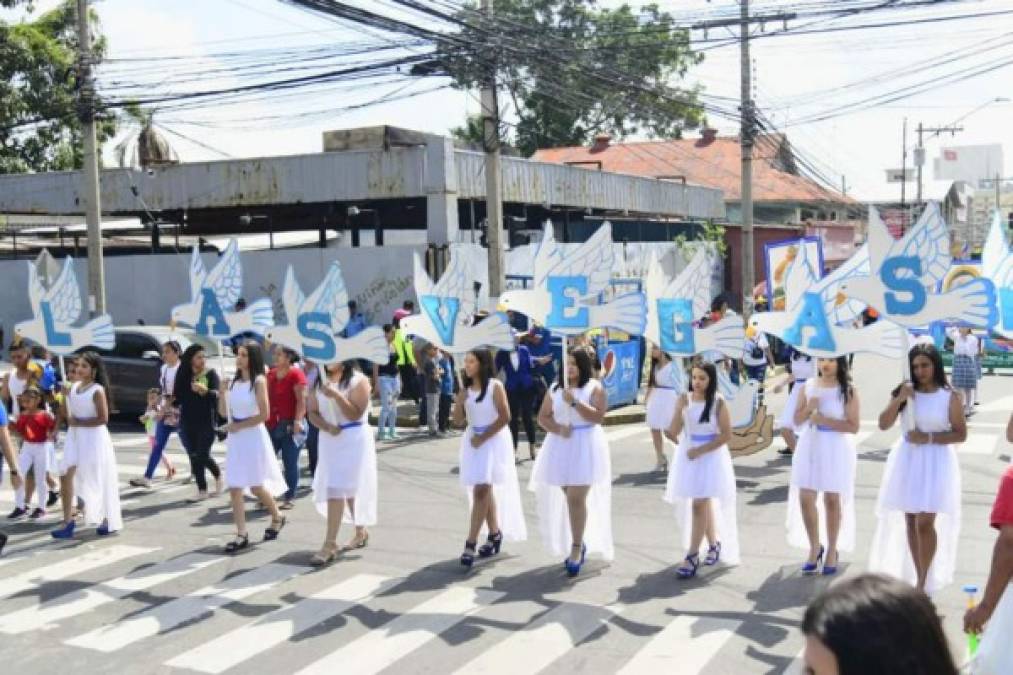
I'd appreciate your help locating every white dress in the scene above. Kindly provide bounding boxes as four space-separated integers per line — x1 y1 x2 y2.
868 389 961 594
310 374 378 526
974 584 1013 674
786 380 857 552
224 377 287 495
61 383 122 531
777 353 815 433
646 361 682 430
459 380 527 542
663 396 740 564
528 380 614 560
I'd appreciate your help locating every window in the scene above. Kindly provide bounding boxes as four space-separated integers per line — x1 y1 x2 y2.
109 332 160 360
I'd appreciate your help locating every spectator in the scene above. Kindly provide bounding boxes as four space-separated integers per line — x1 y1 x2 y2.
373 324 401 441
342 300 367 338
423 344 441 436
414 333 432 421
267 345 308 510
496 333 539 461
438 349 455 433
393 300 415 325
802 573 956 675
392 317 418 404
526 322 555 411
742 325 774 410
963 414 1013 672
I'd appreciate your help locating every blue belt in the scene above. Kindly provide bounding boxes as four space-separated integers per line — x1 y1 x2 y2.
794 378 807 383
571 424 594 431
472 425 490 434
654 385 675 390
690 433 717 443
340 422 363 430
815 424 835 432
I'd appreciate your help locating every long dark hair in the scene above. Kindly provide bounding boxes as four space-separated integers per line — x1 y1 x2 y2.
163 340 182 358
555 348 593 391
464 349 495 402
802 573 956 675
319 360 357 389
76 351 114 409
891 344 949 412
691 362 718 423
818 356 852 403
177 344 205 394
649 349 671 387
235 341 265 391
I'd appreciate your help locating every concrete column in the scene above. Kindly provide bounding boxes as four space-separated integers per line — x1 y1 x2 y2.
423 136 459 245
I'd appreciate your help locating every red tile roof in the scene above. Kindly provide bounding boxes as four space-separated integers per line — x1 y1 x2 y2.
533 134 852 205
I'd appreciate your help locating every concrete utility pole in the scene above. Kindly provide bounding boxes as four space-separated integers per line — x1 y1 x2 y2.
480 0 505 299
915 122 962 210
739 0 755 318
981 174 1013 210
76 0 105 315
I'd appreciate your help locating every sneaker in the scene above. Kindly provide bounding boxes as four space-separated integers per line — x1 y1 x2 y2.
6 507 27 520
29 508 46 520
46 491 59 507
129 477 151 488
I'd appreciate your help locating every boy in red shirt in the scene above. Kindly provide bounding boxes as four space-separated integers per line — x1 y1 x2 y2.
8 387 56 519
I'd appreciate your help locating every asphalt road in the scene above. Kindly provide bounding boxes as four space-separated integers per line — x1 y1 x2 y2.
0 353 1009 674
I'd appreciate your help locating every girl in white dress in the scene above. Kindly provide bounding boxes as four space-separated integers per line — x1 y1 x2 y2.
774 348 815 456
306 360 376 566
788 356 860 575
51 352 122 539
218 342 287 554
869 344 965 593
452 349 527 568
646 348 681 473
664 361 739 579
531 349 612 577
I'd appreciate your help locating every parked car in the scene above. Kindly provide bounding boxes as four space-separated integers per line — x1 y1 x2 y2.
75 326 233 416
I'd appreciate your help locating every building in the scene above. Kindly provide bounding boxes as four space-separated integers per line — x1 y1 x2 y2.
933 144 1004 189
532 130 860 303
861 179 976 254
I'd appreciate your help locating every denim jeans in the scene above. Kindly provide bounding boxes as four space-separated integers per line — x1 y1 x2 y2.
378 375 400 435
143 420 188 479
306 422 319 477
269 422 300 500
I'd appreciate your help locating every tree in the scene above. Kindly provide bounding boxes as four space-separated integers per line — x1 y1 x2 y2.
0 0 117 173
439 0 705 156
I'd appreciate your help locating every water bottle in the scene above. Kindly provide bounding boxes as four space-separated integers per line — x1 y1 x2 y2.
963 584 980 661
293 426 308 449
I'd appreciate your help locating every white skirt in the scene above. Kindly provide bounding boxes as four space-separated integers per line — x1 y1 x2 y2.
777 383 804 433
663 438 740 564
868 439 961 593
460 426 527 542
646 388 678 430
61 426 123 531
786 426 857 551
311 424 377 526
974 584 1013 675
528 425 613 560
225 424 287 496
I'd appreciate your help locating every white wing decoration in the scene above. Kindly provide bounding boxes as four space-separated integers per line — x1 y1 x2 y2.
982 211 1013 287
281 266 305 325
783 243 818 312
643 250 666 344
665 246 714 322
532 221 562 281
304 262 350 330
432 251 476 322
536 221 614 297
27 260 43 315
885 202 950 287
45 258 83 326
188 246 207 302
812 244 870 326
204 239 244 311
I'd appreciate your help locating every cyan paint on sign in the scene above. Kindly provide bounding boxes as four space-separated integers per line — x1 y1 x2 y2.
40 301 72 348
880 256 926 316
656 298 695 353
420 295 461 346
546 275 589 329
195 288 231 337
782 291 836 352
298 311 335 362
1001 287 1013 332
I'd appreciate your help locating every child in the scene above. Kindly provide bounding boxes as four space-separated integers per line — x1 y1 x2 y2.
136 388 175 485
438 350 455 434
424 344 441 437
947 326 978 416
9 387 56 520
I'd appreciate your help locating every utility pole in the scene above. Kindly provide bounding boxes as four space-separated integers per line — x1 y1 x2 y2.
981 174 1013 210
915 122 962 211
76 0 105 315
480 0 504 299
900 118 907 213
739 0 755 318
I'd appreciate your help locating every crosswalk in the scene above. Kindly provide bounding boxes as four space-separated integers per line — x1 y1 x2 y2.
0 542 800 674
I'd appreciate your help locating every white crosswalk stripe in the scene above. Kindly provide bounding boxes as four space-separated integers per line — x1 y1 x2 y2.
454 602 620 674
0 544 153 602
0 551 224 634
617 616 740 674
165 573 394 674
64 562 305 653
295 586 504 675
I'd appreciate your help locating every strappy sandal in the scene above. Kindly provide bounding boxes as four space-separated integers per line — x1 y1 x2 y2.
264 516 287 541
345 531 369 550
225 533 249 554
477 530 503 558
310 544 339 567
704 542 722 566
460 540 477 568
676 552 700 579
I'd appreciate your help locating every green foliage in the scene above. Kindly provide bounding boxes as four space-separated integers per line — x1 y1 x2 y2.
674 220 728 260
439 0 705 157
450 113 486 147
0 0 116 174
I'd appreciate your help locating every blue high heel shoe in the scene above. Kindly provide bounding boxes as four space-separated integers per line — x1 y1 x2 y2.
704 542 722 566
802 545 825 574
564 543 586 577
460 541 477 568
478 531 503 558
96 520 114 536
676 552 700 579
822 551 839 576
50 520 75 540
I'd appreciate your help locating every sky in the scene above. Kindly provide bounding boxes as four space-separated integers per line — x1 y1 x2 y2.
5 0 1013 202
